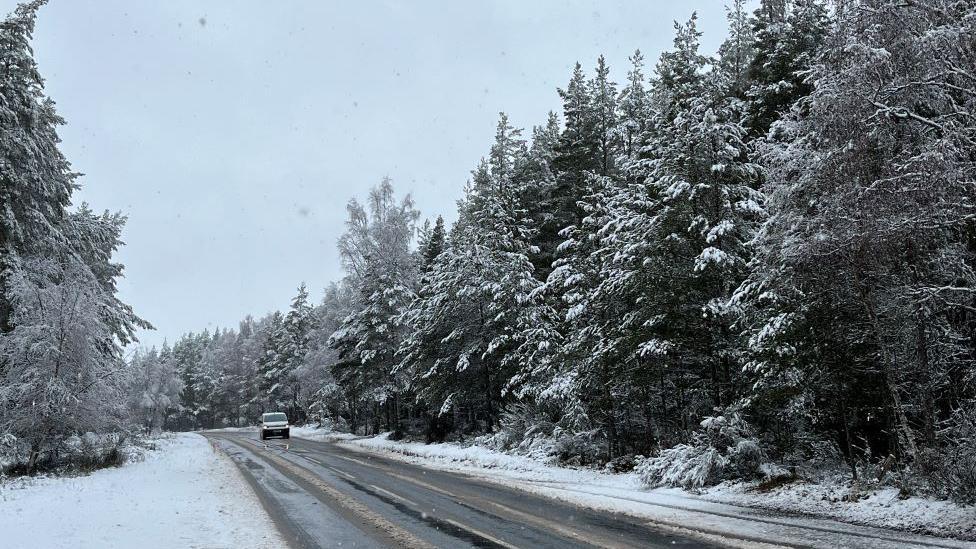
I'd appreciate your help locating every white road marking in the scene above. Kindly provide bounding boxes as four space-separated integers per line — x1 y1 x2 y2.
382 470 456 498
482 500 589 543
370 484 418 506
333 453 379 468
442 517 521 549
326 466 357 481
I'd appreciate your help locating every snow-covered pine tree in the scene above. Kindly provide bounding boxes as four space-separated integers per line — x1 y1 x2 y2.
532 64 601 270
419 215 446 272
399 113 545 431
519 112 561 276
518 57 632 459
590 15 761 452
305 282 354 426
617 50 652 159
0 0 73 334
717 0 756 99
744 0 830 138
278 284 315 421
255 312 285 412
254 285 316 421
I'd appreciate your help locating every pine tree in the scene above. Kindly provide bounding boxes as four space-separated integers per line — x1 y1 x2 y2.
420 215 446 271
617 51 651 159
0 2 148 469
717 0 756 98
0 0 73 334
534 64 599 265
255 312 285 410
584 15 761 452
400 114 544 430
521 112 561 276
744 0 830 137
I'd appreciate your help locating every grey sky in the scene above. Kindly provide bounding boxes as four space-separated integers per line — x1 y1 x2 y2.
12 1 736 349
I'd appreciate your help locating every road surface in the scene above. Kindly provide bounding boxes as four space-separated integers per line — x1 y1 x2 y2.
204 431 725 548
205 432 974 549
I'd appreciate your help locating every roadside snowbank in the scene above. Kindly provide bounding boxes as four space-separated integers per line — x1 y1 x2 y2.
0 432 285 549
705 478 975 541
290 424 360 443
294 427 976 546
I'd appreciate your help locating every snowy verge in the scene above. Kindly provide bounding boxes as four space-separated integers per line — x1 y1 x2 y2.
293 427 975 547
0 432 285 549
704 478 976 542
289 424 361 443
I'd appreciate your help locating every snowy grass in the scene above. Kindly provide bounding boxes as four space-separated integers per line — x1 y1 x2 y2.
294 426 976 546
0 432 284 549
0 431 144 476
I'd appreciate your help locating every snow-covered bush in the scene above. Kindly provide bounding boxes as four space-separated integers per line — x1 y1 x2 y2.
0 431 139 475
638 413 765 490
482 401 606 465
917 405 976 504
60 433 135 471
0 260 134 473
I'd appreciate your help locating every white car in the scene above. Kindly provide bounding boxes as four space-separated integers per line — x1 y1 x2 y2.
259 412 290 440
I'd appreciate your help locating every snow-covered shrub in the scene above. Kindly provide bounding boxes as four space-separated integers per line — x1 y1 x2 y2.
482 402 557 458
638 413 765 490
482 401 606 465
550 427 605 466
0 431 138 475
319 416 350 433
918 405 976 504
0 260 135 473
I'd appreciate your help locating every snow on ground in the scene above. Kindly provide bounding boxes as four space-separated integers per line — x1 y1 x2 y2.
293 427 976 548
0 432 285 549
705 478 976 542
289 424 359 443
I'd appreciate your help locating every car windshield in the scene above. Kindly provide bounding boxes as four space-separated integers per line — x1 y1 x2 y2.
263 413 287 423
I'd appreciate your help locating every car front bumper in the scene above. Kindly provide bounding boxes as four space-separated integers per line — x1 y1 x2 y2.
262 427 290 438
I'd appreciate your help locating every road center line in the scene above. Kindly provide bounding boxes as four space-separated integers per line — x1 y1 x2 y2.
325 466 357 481
332 453 381 468
369 484 418 506
480 499 592 544
441 517 521 549
382 470 457 498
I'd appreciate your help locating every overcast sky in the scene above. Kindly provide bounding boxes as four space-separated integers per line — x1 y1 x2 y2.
12 0 737 349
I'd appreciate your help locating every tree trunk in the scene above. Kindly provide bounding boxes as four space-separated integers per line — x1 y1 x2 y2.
840 397 858 483
483 363 494 429
853 270 919 463
26 442 41 475
915 320 937 448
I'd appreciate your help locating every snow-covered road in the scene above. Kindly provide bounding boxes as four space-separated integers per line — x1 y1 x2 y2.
0 433 285 549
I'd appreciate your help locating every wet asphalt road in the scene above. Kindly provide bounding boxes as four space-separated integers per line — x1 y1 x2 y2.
204 431 724 549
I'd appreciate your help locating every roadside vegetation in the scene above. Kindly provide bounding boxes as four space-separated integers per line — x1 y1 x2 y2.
0 1 149 475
